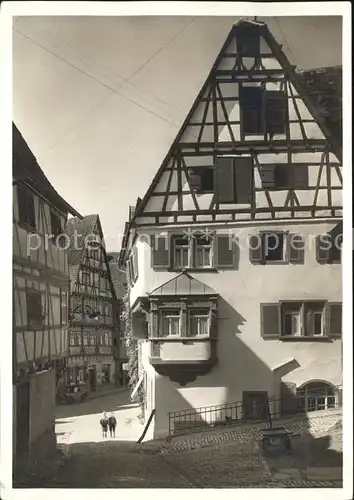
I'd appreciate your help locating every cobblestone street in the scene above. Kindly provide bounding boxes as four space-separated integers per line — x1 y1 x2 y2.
30 394 343 489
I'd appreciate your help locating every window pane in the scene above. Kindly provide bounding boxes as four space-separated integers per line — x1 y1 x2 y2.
264 233 284 261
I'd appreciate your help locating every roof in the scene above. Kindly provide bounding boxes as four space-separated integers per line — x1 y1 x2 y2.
65 214 99 266
149 272 217 297
12 123 82 218
296 66 342 145
118 20 343 263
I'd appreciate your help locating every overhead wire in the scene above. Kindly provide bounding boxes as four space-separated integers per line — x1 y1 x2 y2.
23 17 184 117
13 27 181 130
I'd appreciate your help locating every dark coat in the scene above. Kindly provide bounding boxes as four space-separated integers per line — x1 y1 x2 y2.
108 416 117 428
100 418 108 430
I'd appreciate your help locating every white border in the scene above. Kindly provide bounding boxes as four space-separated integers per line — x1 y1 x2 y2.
1 2 352 500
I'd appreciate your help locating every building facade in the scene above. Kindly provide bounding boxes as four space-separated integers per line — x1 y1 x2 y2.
108 251 129 386
65 215 119 392
12 124 82 469
119 20 343 438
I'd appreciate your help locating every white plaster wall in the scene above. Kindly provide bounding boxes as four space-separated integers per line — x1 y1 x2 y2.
160 341 211 361
132 222 342 438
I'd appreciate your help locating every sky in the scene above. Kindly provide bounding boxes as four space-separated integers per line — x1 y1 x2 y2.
12 15 342 251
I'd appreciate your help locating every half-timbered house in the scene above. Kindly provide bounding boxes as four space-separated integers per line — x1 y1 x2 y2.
119 20 343 438
65 215 119 392
12 123 82 469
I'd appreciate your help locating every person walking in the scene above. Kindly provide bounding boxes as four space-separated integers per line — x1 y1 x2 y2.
100 412 108 438
107 412 117 438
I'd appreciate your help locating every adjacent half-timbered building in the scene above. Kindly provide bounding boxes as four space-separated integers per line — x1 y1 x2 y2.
65 215 119 391
119 20 343 438
12 123 82 469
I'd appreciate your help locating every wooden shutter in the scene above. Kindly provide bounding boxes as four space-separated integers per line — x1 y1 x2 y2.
216 235 236 268
240 86 264 134
215 157 235 203
249 234 263 264
261 303 280 338
264 91 287 134
261 165 276 188
189 169 202 191
327 303 342 338
151 235 170 269
292 164 309 188
126 262 131 288
132 247 139 281
234 157 253 204
316 235 330 263
288 234 305 264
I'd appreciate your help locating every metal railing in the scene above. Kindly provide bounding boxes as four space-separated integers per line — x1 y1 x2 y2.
168 387 342 439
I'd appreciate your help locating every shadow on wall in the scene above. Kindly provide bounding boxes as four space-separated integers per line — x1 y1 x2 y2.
153 296 342 473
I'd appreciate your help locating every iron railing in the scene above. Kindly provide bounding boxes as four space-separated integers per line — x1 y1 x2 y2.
168 387 342 438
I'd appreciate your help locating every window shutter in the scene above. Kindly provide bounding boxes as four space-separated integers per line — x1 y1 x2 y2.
292 164 309 189
216 235 236 268
234 157 253 204
132 247 139 281
249 234 263 264
261 165 276 188
264 91 287 134
215 157 235 203
327 303 342 338
261 303 280 338
150 235 170 269
189 169 202 191
316 235 330 263
288 234 305 264
240 86 264 135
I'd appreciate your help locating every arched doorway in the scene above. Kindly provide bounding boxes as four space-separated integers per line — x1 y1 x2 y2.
297 381 337 412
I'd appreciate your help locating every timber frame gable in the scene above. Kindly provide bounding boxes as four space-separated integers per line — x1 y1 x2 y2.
130 20 342 228
65 215 119 358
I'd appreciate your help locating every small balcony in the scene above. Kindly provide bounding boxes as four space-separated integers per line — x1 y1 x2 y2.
149 337 216 386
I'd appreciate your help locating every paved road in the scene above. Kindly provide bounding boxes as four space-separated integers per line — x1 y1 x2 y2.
37 393 342 489
55 388 145 445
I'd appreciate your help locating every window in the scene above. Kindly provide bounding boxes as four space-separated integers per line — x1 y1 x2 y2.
240 87 287 136
236 28 260 56
261 302 341 340
249 232 304 265
17 185 36 228
159 309 180 337
69 333 75 346
173 237 190 269
151 233 238 270
297 382 337 412
194 235 213 268
188 309 209 336
263 232 285 262
282 301 325 338
189 168 214 193
261 164 309 190
215 156 253 204
82 332 88 345
172 234 214 269
26 289 44 328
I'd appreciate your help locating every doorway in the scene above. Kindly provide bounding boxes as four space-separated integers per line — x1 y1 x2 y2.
88 368 96 391
242 391 268 420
